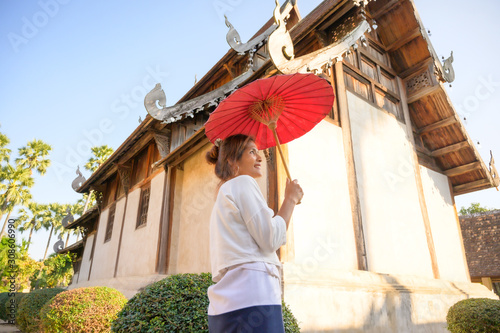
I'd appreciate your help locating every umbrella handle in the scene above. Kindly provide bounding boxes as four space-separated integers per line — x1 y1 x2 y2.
270 127 292 180
270 126 302 205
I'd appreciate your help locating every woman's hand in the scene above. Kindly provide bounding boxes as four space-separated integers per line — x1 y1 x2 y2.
285 178 303 205
278 179 303 229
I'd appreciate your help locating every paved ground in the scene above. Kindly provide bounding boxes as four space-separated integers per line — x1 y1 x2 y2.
0 321 22 332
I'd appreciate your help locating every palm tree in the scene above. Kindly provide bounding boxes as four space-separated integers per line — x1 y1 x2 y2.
0 165 34 236
16 139 52 175
0 132 11 164
16 202 49 252
42 203 66 260
84 145 114 173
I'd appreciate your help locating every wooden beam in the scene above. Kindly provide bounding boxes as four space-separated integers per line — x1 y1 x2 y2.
453 178 491 194
370 0 401 19
399 57 432 79
430 141 469 157
407 84 440 104
335 61 368 271
385 28 421 52
444 162 482 177
417 116 456 135
397 77 440 279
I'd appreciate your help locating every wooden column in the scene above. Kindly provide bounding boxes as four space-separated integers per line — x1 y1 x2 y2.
276 145 295 262
334 61 368 271
156 166 174 274
397 77 440 279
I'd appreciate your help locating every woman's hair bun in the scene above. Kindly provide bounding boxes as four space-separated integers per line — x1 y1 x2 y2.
206 144 219 165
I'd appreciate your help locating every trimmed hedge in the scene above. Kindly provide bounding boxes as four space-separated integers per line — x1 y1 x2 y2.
39 286 127 332
3 292 28 324
447 298 500 333
16 288 65 332
111 272 300 332
0 292 9 321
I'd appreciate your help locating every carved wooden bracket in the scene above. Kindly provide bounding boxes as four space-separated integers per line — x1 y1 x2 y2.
404 63 440 104
116 164 132 193
153 133 170 159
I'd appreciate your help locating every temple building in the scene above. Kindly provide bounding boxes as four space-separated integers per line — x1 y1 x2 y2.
63 0 499 331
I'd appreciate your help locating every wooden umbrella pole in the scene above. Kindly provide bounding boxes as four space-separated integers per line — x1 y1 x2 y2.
269 123 292 180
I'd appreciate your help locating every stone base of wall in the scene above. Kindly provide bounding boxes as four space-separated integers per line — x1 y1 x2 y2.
68 274 169 299
283 263 499 333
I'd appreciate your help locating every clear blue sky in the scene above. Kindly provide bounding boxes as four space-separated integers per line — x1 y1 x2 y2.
1 0 499 261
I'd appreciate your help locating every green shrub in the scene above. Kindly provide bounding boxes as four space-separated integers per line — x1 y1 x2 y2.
111 272 301 332
16 288 65 332
447 297 500 333
3 292 28 324
0 292 9 321
39 286 127 333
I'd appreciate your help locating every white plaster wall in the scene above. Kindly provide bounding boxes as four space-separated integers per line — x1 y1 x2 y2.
169 143 268 274
420 166 469 282
287 120 358 271
169 144 218 274
90 197 126 280
76 233 94 283
347 92 434 278
116 170 165 277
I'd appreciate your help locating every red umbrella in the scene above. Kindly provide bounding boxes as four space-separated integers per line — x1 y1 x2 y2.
205 73 335 179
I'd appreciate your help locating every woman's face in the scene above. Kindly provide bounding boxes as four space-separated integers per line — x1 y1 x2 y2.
235 140 263 179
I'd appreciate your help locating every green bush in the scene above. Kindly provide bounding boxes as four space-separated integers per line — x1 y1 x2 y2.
0 292 9 321
447 297 500 333
3 292 28 324
111 272 301 332
16 288 65 332
39 286 127 333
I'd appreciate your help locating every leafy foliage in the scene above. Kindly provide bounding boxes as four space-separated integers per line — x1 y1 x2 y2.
40 286 127 333
3 292 28 324
0 236 41 293
16 288 65 332
0 292 9 321
30 253 75 289
459 202 496 216
85 145 114 172
15 139 52 175
447 298 500 333
111 272 301 333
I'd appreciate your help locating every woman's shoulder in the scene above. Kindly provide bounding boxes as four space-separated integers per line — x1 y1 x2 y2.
220 175 259 194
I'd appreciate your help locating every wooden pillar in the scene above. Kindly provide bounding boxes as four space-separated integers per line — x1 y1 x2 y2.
276 145 295 262
481 277 494 291
397 77 440 279
334 61 368 271
156 166 174 274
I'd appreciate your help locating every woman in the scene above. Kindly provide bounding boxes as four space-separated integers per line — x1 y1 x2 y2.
205 134 303 332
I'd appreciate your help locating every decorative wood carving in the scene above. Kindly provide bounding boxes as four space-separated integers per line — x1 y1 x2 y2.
406 71 432 96
489 150 500 187
441 51 455 83
144 70 254 124
224 14 277 55
268 4 373 74
117 164 132 193
153 133 170 159
61 207 74 228
71 166 86 191
53 234 64 253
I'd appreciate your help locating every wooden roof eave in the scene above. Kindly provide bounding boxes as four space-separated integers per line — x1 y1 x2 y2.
413 84 496 195
75 115 158 193
58 239 84 255
65 206 99 230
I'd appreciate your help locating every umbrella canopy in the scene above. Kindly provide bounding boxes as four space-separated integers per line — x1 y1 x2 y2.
205 73 335 150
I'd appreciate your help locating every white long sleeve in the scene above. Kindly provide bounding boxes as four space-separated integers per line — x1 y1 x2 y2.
209 175 286 280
